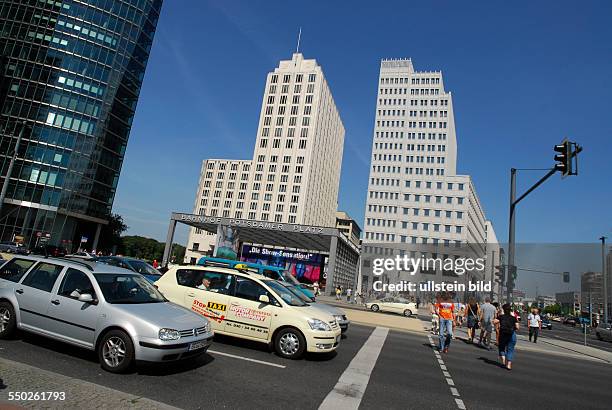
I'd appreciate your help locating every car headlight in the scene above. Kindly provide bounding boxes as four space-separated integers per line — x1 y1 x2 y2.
308 318 332 331
158 328 180 341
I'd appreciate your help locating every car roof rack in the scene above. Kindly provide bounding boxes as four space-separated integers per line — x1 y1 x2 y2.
196 256 285 275
46 256 96 271
197 259 253 275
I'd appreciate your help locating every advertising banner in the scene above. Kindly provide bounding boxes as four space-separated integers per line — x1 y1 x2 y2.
240 245 324 284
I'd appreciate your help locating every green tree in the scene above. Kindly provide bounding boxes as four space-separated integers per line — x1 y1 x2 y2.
118 235 185 263
97 214 128 253
543 304 562 315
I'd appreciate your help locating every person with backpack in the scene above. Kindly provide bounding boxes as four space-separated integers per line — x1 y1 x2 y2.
495 303 520 370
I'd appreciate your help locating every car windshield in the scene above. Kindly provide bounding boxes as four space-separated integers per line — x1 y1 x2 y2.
263 280 307 307
261 268 300 286
127 260 160 276
284 283 314 304
94 273 166 304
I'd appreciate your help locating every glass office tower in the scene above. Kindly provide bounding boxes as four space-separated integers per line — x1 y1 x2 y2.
0 0 162 250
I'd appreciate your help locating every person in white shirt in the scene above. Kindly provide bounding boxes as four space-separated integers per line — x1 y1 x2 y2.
528 308 542 343
197 278 211 291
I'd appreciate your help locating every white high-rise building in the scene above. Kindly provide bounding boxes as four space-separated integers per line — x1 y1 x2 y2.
363 58 490 282
185 53 345 261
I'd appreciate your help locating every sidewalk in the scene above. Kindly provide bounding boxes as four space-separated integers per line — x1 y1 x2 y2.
317 295 424 333
0 357 181 409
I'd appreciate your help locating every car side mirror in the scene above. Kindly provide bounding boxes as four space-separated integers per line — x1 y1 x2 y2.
78 293 96 304
258 294 270 304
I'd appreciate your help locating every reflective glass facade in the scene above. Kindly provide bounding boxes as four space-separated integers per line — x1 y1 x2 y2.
0 0 162 249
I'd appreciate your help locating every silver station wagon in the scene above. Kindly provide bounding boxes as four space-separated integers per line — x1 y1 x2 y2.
0 256 213 373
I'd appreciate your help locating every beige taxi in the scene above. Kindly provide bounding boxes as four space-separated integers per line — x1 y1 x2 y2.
155 264 341 359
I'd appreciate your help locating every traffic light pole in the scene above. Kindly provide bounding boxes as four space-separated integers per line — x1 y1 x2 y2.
507 168 517 304
601 236 608 326
507 167 557 303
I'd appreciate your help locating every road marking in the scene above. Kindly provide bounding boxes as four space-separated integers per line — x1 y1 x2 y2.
207 349 286 369
422 318 467 409
318 326 389 410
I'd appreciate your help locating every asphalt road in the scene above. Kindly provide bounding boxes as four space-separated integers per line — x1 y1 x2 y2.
1 322 612 409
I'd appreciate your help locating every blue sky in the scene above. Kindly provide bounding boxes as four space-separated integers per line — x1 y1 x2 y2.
114 0 612 258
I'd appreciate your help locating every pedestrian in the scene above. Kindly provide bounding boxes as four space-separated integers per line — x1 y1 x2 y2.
456 303 465 327
465 297 480 343
335 286 341 301
528 307 542 343
313 281 320 296
495 303 519 370
431 295 440 335
492 302 501 346
478 297 497 349
346 288 352 302
436 293 455 353
152 259 159 269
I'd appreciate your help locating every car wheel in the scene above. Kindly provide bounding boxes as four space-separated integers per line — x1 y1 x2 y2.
403 309 412 317
275 328 306 359
371 304 380 312
0 302 16 339
98 330 135 373
596 332 603 340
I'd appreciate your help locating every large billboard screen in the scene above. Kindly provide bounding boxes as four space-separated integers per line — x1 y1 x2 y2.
240 245 325 284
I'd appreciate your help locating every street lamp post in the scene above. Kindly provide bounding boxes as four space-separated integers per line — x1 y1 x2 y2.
0 121 27 217
600 236 608 326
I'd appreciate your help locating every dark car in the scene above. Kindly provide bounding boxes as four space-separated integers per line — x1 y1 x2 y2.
563 316 577 326
541 317 552 330
97 256 161 283
0 242 28 255
31 244 67 257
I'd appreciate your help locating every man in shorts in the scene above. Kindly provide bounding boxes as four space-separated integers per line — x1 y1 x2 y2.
478 297 497 349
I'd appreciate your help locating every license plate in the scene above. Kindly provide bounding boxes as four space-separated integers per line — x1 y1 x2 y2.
189 340 208 351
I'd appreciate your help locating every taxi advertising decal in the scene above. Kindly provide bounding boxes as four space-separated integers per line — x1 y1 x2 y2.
229 303 271 322
207 301 227 311
192 299 225 323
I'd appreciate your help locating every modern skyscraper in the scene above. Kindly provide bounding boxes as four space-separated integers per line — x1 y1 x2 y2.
0 0 163 249
362 58 490 284
185 53 345 261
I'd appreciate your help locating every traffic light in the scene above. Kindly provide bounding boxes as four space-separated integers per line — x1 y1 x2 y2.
507 265 517 291
554 140 571 176
494 265 505 283
563 271 570 283
553 140 583 177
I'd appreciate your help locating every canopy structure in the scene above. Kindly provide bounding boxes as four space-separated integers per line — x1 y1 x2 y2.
162 212 360 294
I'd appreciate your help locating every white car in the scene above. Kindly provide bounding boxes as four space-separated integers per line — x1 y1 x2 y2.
66 251 97 260
155 264 341 359
365 297 417 317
